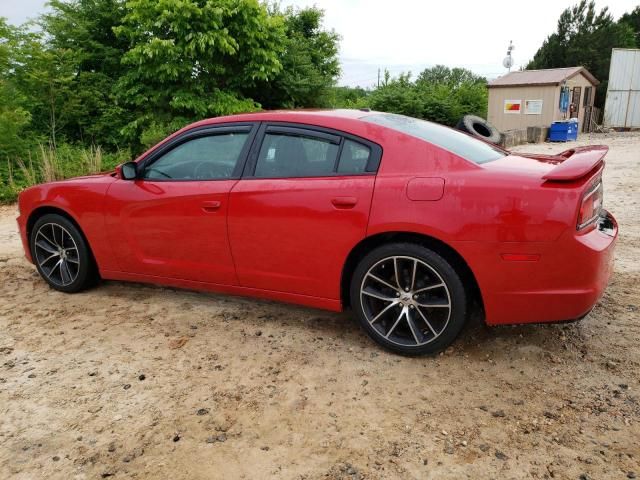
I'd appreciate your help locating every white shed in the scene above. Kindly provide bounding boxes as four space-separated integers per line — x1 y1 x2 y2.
603 48 640 128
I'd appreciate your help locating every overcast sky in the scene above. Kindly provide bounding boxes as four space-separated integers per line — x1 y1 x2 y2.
2 0 638 86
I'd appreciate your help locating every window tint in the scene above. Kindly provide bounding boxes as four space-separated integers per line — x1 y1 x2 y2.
143 133 248 180
255 133 339 178
362 113 506 164
338 139 370 174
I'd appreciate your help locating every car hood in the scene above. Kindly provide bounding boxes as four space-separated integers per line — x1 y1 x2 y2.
36 171 117 187
60 171 116 182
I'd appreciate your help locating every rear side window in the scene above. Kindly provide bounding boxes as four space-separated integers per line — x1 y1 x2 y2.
362 113 505 164
255 133 339 178
338 140 371 174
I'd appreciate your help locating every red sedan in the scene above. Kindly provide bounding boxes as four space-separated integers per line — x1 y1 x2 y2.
16 110 617 355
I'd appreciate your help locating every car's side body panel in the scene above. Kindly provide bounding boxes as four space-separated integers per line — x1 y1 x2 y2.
228 175 375 299
226 120 379 300
103 178 240 285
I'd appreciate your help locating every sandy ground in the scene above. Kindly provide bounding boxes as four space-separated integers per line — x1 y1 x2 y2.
1 132 639 480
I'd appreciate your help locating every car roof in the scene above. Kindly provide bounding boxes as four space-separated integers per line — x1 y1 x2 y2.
191 109 374 127
138 109 386 163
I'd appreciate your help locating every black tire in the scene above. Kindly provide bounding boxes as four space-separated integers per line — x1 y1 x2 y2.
30 213 98 293
350 243 467 356
456 115 502 144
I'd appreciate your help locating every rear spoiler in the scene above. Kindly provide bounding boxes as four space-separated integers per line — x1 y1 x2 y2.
542 145 608 181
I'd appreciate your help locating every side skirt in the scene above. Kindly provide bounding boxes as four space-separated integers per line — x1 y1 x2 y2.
100 270 343 312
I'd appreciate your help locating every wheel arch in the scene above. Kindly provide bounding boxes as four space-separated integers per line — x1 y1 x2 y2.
341 231 484 315
26 206 97 265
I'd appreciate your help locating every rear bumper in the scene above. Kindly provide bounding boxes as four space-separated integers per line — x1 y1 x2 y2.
457 210 618 325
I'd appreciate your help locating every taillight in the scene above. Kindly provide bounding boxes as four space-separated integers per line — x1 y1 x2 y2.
577 178 603 230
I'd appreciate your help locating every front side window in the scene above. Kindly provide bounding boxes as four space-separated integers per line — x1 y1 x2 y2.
143 133 249 180
362 113 506 164
255 133 339 178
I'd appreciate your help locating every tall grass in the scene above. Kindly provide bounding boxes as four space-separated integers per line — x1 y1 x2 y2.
39 144 64 182
15 153 37 186
80 145 103 174
0 143 130 203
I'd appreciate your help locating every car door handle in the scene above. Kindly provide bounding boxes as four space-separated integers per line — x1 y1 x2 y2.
331 196 358 209
202 200 222 212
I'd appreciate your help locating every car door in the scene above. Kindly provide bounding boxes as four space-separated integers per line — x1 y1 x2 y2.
105 124 257 284
227 123 382 299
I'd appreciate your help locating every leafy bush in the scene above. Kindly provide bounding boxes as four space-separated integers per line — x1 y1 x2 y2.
353 66 488 127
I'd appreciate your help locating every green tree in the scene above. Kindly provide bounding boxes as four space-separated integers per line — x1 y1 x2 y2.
416 65 485 89
528 0 635 106
0 18 31 160
115 0 286 147
40 0 130 147
619 6 640 47
250 6 340 109
9 28 78 149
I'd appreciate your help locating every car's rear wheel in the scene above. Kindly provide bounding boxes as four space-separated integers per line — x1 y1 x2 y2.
350 243 467 355
30 213 98 293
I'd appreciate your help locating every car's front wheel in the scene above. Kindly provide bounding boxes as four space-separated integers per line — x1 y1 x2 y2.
30 213 98 293
350 243 467 355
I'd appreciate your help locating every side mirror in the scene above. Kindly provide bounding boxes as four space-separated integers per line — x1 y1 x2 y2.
119 161 138 180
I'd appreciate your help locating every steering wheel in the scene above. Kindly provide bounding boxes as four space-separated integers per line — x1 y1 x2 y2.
194 161 217 180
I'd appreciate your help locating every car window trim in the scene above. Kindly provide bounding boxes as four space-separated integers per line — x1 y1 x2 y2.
264 125 341 144
333 137 346 172
137 123 259 182
243 121 383 179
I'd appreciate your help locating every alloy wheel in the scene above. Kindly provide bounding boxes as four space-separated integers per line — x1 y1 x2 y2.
359 255 452 347
33 223 80 287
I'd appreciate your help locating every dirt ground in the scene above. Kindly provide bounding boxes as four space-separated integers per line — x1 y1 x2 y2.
1 132 639 480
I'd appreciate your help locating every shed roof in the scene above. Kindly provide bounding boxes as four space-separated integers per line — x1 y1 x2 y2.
487 67 599 88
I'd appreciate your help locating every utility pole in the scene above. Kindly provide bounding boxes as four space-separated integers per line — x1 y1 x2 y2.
377 68 380 88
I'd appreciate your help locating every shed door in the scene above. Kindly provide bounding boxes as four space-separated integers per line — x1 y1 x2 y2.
571 87 581 118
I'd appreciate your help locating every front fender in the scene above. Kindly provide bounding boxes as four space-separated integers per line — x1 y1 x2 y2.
18 176 117 271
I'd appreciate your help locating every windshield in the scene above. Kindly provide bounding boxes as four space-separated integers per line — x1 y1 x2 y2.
362 113 506 164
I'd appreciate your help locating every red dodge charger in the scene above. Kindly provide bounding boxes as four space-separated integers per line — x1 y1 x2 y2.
16 110 617 355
